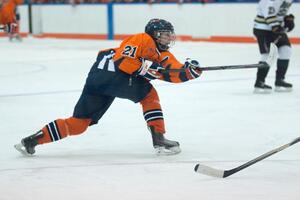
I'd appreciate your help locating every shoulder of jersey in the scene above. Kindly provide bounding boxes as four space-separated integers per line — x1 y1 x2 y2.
128 33 159 57
129 33 155 44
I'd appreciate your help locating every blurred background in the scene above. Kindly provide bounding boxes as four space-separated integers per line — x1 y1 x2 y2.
1 1 299 43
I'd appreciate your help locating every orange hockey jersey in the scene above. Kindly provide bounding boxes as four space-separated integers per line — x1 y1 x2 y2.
0 0 22 25
111 33 199 83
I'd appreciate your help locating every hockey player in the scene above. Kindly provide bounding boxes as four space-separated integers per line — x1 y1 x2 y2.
0 0 15 32
253 0 294 93
0 0 22 40
15 19 202 156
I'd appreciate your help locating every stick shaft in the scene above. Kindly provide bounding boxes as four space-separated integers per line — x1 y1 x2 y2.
195 137 300 178
160 62 268 73
224 137 300 177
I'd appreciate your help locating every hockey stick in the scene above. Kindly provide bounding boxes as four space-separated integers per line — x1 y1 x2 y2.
160 43 277 73
194 136 300 178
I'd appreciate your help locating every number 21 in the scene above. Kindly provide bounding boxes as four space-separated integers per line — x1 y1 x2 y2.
122 46 137 58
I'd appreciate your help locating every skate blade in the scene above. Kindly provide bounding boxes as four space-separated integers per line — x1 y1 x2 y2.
14 143 33 156
154 146 181 156
9 38 22 42
253 88 272 94
274 86 293 93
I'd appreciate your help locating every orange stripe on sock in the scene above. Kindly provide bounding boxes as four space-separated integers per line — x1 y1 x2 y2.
65 117 91 135
38 127 51 144
148 120 165 134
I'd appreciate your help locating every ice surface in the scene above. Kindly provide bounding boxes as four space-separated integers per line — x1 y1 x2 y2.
0 37 299 200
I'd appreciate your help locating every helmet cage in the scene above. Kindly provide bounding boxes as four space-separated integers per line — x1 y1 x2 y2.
153 30 176 51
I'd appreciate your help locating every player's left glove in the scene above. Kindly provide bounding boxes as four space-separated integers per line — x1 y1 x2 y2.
284 14 295 32
3 23 18 34
184 58 202 79
137 58 163 81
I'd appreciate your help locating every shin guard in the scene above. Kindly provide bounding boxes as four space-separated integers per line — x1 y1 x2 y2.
38 117 91 144
140 88 165 133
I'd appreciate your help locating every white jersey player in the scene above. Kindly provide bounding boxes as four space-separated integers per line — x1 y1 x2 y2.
253 0 294 93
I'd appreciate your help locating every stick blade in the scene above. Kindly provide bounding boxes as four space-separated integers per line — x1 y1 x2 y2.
194 164 225 178
266 43 278 67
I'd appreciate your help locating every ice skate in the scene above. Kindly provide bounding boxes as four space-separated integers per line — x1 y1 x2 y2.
274 79 293 92
149 126 181 156
254 81 272 94
14 130 43 156
9 34 22 42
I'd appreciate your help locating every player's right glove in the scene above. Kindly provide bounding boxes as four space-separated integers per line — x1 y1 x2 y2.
137 58 163 81
184 58 202 79
284 14 295 32
3 23 18 34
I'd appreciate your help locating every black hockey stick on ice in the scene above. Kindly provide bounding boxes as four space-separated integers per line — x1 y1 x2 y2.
194 136 300 178
160 43 277 73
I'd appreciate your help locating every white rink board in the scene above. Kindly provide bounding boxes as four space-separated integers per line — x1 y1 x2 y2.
18 3 300 37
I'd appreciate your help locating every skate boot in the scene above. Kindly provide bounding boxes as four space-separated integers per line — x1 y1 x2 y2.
254 81 272 94
14 34 22 42
254 64 271 94
8 34 22 42
149 126 181 156
275 79 293 92
9 34 14 42
14 130 43 156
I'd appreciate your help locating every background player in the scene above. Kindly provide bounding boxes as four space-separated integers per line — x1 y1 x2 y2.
253 0 294 93
0 0 22 40
15 18 202 156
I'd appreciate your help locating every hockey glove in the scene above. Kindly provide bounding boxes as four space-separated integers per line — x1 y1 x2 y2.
284 14 295 32
138 58 163 81
184 58 202 79
3 23 18 34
